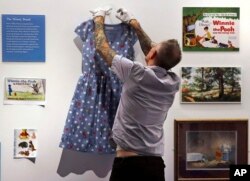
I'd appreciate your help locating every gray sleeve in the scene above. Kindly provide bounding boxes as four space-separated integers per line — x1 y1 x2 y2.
111 55 134 83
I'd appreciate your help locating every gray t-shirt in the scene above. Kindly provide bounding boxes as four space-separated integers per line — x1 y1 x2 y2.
110 55 180 156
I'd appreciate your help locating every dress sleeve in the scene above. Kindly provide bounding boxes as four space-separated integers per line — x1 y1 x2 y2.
74 20 92 42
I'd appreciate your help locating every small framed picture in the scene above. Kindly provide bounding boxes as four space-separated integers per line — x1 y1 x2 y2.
174 119 248 181
181 67 241 103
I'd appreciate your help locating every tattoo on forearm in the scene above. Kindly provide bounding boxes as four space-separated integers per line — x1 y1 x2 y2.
94 18 116 67
130 21 155 55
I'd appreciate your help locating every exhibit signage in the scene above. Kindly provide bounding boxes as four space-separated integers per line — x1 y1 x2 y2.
14 129 37 158
4 77 46 106
183 7 240 51
2 14 45 62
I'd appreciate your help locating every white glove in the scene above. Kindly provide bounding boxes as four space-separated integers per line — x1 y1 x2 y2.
116 8 135 23
90 7 112 18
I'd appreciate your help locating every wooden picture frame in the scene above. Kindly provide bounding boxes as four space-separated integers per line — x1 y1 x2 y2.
174 119 248 181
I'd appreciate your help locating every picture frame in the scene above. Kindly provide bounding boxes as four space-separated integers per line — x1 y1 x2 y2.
174 119 248 181
181 67 241 104
182 7 240 52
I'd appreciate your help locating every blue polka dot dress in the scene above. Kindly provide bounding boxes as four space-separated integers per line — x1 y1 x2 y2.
59 19 138 154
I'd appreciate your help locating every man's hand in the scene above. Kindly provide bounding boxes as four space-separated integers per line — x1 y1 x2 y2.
116 8 154 56
116 8 135 23
90 7 112 18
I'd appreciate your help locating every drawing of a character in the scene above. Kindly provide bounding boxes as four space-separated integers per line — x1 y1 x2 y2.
202 26 212 42
31 132 36 139
228 40 235 48
18 141 28 148
8 84 13 96
29 140 36 151
218 40 236 48
29 83 41 94
215 146 222 162
18 151 30 156
19 129 30 139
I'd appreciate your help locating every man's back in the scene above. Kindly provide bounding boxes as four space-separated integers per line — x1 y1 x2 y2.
111 55 180 156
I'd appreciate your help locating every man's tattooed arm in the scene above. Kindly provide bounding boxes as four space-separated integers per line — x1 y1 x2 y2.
129 19 156 56
94 16 116 67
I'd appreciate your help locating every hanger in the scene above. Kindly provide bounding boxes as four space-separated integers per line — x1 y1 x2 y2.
101 4 120 24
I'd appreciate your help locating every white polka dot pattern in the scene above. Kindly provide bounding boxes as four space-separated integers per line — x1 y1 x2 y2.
59 19 138 153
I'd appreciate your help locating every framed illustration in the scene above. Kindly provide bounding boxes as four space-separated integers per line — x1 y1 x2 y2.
4 77 46 106
14 129 37 158
183 7 239 51
181 67 241 103
174 119 248 181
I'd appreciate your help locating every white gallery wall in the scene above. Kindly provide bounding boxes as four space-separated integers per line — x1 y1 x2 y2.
0 0 249 181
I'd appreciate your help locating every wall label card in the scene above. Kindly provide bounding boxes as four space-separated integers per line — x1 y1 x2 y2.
2 14 45 62
14 129 37 158
4 77 46 105
183 7 239 51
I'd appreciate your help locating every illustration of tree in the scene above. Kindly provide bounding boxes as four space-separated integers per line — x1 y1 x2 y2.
182 67 192 91
224 68 241 93
183 8 205 34
193 67 205 91
193 67 214 92
214 68 225 99
181 67 193 101
211 68 241 99
182 67 192 80
183 8 206 46
183 67 241 102
203 68 215 91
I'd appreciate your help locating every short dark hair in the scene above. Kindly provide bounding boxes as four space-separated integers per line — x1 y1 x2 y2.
204 26 209 30
155 39 181 71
